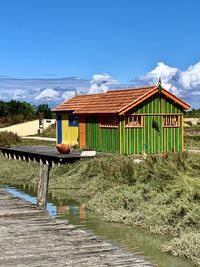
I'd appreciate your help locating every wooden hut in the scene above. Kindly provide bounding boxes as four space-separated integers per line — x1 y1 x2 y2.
52 84 190 154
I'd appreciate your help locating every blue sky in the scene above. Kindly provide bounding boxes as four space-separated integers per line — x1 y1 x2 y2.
0 0 200 108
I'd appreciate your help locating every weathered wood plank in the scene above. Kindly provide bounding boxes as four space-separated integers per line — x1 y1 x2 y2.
0 146 95 165
37 162 50 209
0 188 154 266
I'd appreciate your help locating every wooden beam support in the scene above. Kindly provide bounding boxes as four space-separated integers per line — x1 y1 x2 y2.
37 162 51 209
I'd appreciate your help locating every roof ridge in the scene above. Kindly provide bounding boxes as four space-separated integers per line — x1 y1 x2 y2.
72 92 105 97
69 85 156 99
118 86 158 113
106 85 156 93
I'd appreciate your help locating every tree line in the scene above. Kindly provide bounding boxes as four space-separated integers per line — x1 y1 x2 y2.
0 100 53 127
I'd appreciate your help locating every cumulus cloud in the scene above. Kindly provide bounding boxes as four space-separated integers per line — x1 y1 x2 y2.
133 61 200 107
35 88 59 100
13 89 25 100
179 62 200 92
61 90 77 100
134 62 180 92
88 74 118 94
0 65 199 108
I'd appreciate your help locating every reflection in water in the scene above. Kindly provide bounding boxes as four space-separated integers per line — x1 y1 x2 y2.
3 185 195 267
57 205 69 214
57 203 86 222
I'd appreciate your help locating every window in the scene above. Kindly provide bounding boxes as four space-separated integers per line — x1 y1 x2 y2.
100 116 118 128
68 115 79 127
163 115 179 127
125 115 143 128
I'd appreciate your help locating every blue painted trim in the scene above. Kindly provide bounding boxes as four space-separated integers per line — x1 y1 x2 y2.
68 115 79 127
57 115 62 143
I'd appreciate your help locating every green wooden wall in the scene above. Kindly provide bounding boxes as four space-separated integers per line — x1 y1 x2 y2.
121 93 184 154
85 116 120 153
78 92 184 154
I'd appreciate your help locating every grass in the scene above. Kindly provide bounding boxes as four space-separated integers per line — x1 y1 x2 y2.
0 129 200 265
45 153 200 266
37 123 56 138
185 135 200 150
163 233 200 266
20 139 56 147
0 154 38 185
0 131 56 147
0 131 21 147
0 151 200 265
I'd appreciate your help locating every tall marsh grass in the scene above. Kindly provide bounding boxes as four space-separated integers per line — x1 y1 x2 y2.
185 135 200 150
0 151 200 265
0 131 21 147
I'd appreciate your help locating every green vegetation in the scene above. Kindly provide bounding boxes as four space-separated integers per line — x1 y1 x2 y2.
0 131 55 147
0 152 200 265
185 108 200 118
37 104 53 119
164 233 200 267
20 139 56 147
37 123 56 138
0 154 38 184
0 100 36 127
185 135 200 150
0 131 21 147
0 100 53 127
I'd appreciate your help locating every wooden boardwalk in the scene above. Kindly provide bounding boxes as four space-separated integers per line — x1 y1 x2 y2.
0 146 96 165
0 188 154 267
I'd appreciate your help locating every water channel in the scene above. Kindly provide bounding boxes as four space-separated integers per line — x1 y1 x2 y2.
2 184 195 267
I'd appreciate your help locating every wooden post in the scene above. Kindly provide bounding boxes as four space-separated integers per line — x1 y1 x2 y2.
37 162 50 209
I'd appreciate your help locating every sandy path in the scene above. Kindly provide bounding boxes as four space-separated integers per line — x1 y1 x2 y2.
0 120 56 137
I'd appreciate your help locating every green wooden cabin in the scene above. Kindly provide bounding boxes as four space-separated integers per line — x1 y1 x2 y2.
53 85 190 154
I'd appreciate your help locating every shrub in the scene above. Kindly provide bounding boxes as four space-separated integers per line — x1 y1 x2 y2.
0 131 21 147
163 232 200 266
39 123 56 138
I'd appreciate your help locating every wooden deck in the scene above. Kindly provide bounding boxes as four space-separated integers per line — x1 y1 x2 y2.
0 146 95 165
0 188 154 267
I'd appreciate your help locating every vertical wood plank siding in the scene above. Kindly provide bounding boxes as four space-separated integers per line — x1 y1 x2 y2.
57 115 62 144
62 113 68 143
79 116 86 149
56 113 79 145
85 116 120 153
121 93 183 154
59 92 184 154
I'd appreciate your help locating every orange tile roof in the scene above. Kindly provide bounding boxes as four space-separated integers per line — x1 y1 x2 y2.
52 86 190 114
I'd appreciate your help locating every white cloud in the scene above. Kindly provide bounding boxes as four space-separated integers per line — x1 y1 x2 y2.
179 62 200 90
133 61 200 107
13 89 25 100
88 73 118 94
136 62 180 91
61 91 76 100
0 65 199 108
0 77 90 106
35 88 59 100
138 62 179 83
